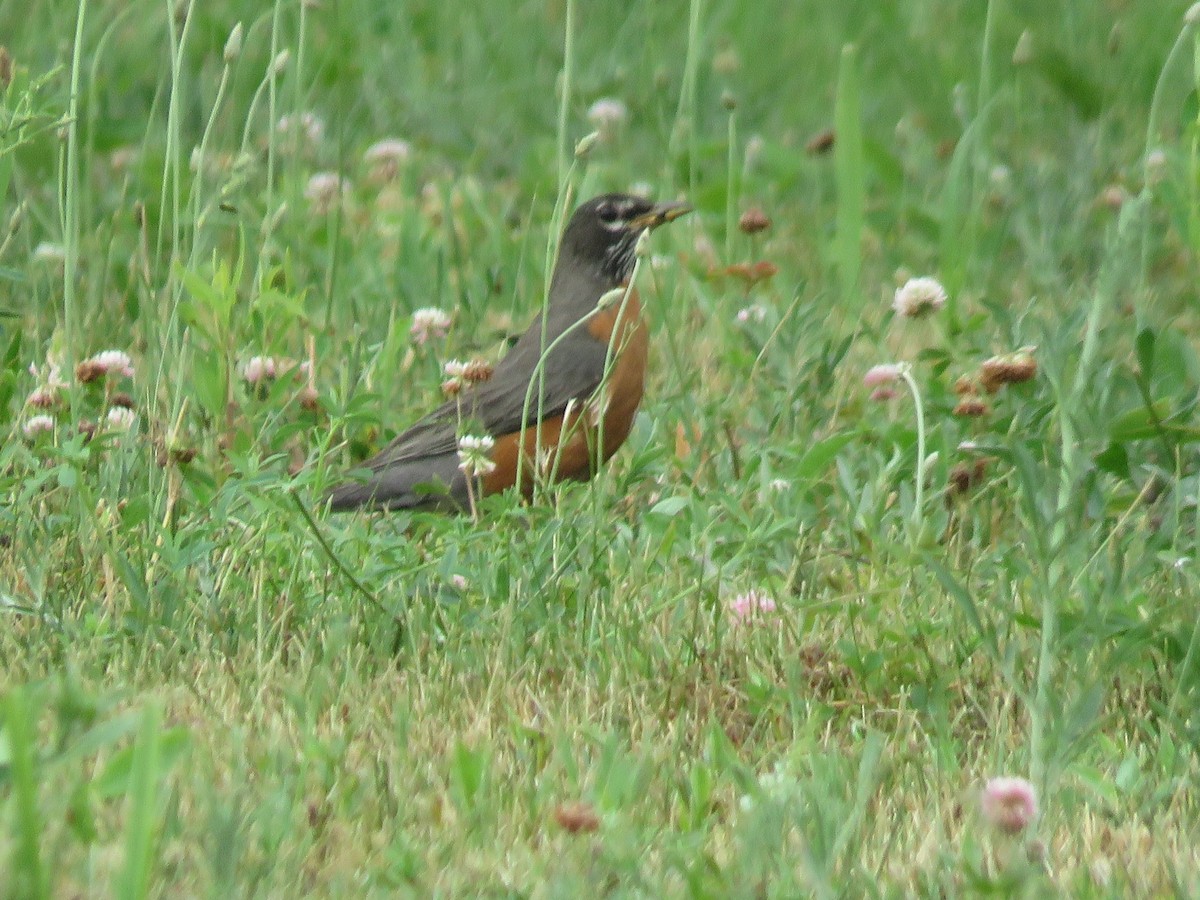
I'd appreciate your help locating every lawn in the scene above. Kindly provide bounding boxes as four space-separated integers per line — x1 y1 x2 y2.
2 0 1200 895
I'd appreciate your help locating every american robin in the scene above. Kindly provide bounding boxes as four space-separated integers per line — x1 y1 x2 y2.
327 192 691 511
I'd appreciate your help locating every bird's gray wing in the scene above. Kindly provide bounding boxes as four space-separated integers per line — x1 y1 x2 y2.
326 323 608 510
363 318 610 465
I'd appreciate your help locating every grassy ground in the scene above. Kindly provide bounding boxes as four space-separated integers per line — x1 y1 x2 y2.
2 0 1200 895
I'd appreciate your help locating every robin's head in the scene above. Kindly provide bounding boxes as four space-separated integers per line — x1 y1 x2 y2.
559 193 691 286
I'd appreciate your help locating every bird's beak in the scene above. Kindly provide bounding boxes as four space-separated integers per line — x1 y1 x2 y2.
632 200 693 230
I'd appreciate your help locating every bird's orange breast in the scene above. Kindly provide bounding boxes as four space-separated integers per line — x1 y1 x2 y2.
482 288 648 497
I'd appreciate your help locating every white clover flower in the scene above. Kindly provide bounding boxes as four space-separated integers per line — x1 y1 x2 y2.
105 406 137 432
242 356 278 384
736 304 767 324
981 776 1038 835
457 435 494 454
91 350 135 378
587 98 628 140
457 434 497 477
893 276 948 318
304 172 347 212
23 414 55 439
441 358 467 396
32 242 66 266
364 138 412 165
410 307 452 345
25 386 58 409
863 363 904 387
728 589 778 624
364 138 412 180
77 350 135 383
277 111 324 145
29 360 68 389
739 761 802 813
588 98 628 128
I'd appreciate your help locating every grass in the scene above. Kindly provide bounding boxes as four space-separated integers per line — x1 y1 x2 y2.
2 0 1200 895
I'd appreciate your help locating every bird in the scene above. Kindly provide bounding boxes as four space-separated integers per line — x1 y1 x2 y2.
326 192 691 512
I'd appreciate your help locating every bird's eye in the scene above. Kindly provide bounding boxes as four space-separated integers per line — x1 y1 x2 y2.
597 204 619 223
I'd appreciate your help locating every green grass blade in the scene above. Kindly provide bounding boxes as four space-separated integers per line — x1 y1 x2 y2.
118 704 163 900
4 687 48 900
833 43 864 307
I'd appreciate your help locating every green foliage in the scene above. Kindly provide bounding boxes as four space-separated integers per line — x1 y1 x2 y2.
1 677 187 897
833 43 865 307
1 0 1199 894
